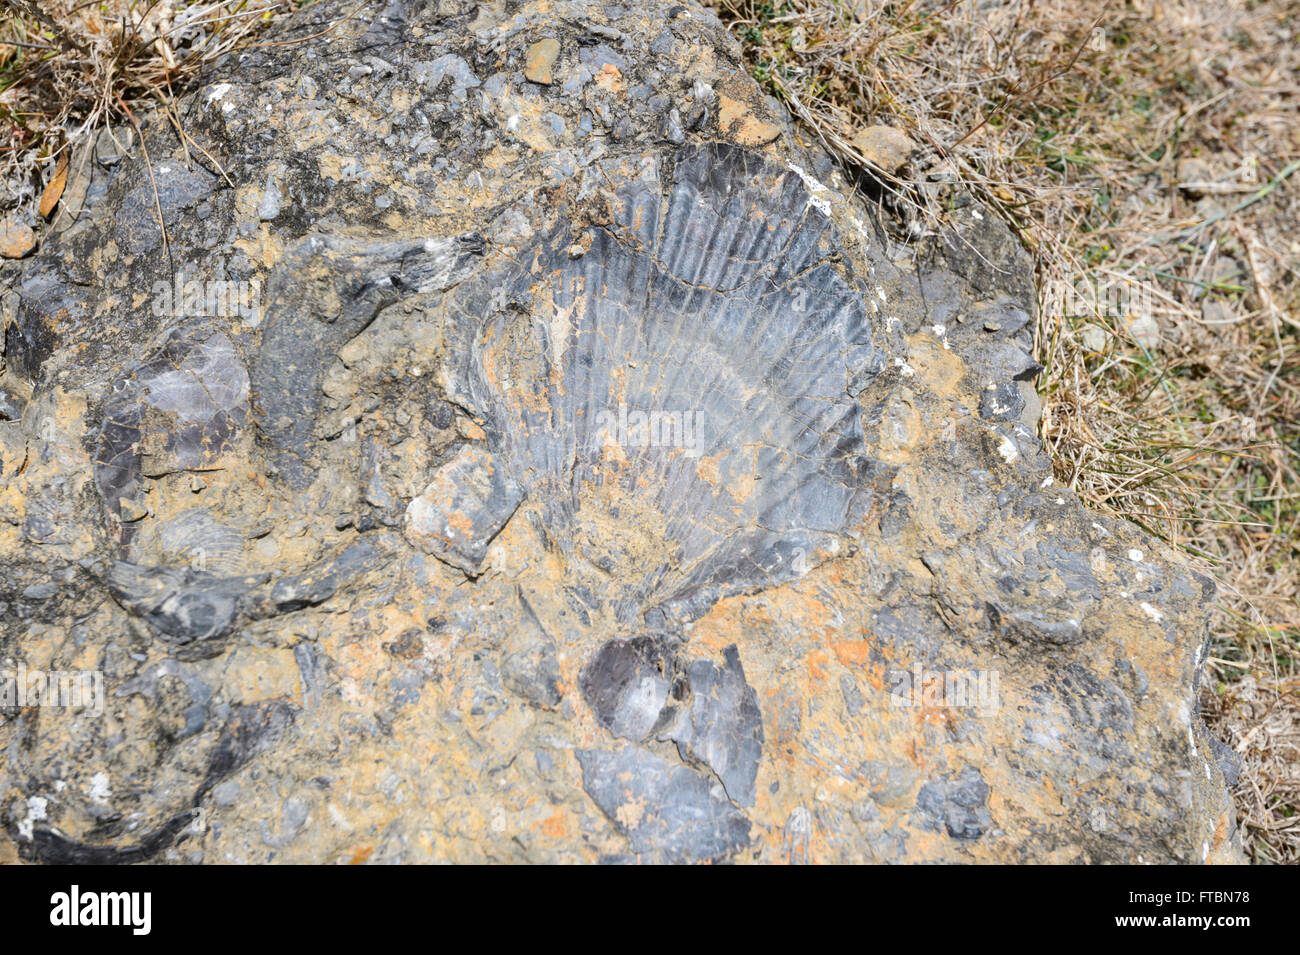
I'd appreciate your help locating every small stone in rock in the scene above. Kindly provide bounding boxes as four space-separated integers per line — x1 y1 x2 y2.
525 38 559 85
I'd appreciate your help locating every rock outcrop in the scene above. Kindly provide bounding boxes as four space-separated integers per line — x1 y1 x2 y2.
0 0 1240 863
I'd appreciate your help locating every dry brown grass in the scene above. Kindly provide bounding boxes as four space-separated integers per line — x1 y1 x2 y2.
1 1 294 219
709 0 1300 861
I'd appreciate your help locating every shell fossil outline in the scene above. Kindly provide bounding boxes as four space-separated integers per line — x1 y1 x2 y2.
433 142 899 628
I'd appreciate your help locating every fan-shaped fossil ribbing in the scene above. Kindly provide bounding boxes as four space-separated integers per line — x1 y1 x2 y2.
432 144 890 625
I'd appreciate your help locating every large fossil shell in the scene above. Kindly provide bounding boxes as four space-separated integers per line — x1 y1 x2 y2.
432 144 895 626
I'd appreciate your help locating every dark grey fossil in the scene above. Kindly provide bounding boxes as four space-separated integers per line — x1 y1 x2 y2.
436 144 892 627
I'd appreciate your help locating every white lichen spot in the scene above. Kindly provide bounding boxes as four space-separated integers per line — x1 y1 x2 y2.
88 772 112 805
1139 601 1164 622
205 83 232 105
17 796 47 840
997 435 1019 463
784 160 875 237
1128 548 1144 563
893 357 914 377
1041 476 1054 489
784 162 834 218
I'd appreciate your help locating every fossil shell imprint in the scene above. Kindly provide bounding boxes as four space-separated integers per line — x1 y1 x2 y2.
434 143 893 626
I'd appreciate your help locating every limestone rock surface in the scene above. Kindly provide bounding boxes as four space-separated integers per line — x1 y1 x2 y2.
0 0 1240 864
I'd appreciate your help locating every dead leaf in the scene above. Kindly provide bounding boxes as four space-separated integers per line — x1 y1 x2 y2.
38 152 68 219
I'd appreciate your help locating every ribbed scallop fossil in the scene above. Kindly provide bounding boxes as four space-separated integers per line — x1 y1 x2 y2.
431 144 894 627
